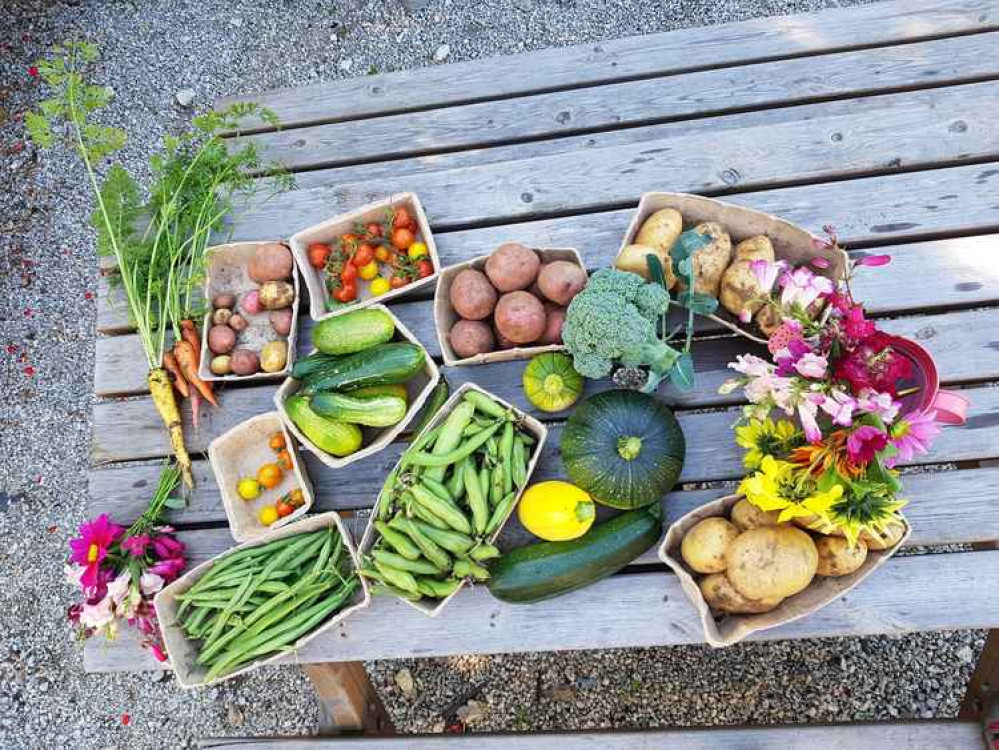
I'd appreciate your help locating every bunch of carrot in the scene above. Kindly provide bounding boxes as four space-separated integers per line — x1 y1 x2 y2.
162 320 219 429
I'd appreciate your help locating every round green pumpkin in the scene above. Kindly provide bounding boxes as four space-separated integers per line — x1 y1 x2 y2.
561 389 685 509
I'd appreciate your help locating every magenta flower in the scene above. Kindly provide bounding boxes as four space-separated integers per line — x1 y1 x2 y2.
847 425 889 465
68 514 124 590
858 254 891 267
149 556 185 581
121 534 151 557
776 338 813 377
820 390 856 427
151 534 184 560
843 305 876 342
885 410 940 468
810 256 831 270
148 643 168 662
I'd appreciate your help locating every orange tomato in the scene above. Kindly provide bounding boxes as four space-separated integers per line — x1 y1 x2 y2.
352 243 376 267
276 449 293 471
391 227 415 250
269 432 287 452
390 276 409 289
256 463 284 490
374 245 392 263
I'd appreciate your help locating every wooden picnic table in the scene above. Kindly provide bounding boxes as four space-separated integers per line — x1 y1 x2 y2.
87 0 999 743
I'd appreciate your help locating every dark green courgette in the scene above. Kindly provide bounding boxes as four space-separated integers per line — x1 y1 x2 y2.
487 504 662 603
302 342 425 393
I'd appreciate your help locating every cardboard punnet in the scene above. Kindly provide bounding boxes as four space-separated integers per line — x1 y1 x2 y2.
198 241 301 382
274 305 440 469
154 511 369 688
208 411 315 542
658 494 910 647
359 382 548 616
289 192 440 321
617 193 849 344
434 247 584 367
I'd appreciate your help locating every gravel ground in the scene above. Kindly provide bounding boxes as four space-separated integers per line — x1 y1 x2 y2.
0 0 987 748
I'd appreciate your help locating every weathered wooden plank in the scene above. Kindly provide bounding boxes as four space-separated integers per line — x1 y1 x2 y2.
197 720 984 750
83 548 999 671
237 33 999 170
218 0 999 131
230 82 999 233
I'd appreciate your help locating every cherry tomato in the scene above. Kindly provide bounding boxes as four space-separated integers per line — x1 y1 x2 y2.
391 227 415 251
407 241 428 260
352 243 376 267
389 276 410 289
275 499 295 518
374 246 392 263
276 449 293 471
369 277 391 296
364 222 383 239
258 506 279 525
340 232 358 245
334 282 357 302
285 488 305 508
307 243 331 269
416 259 434 279
257 463 284 490
358 261 379 281
268 432 287 452
340 262 358 283
393 206 415 230
237 478 261 501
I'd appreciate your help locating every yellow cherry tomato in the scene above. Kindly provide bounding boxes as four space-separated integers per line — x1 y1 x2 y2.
517 481 595 541
369 277 391 296
407 241 428 260
258 505 279 526
237 477 261 501
358 260 379 281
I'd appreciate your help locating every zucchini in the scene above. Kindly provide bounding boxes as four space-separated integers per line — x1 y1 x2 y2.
302 342 426 393
487 504 662 603
313 308 395 355
284 395 363 457
310 393 407 428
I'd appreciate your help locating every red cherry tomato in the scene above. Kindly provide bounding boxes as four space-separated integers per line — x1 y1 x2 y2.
391 227 415 251
364 222 383 239
307 243 331 269
416 259 434 279
334 283 357 302
393 206 415 230
275 499 295 518
340 263 358 283
389 276 409 289
352 243 376 267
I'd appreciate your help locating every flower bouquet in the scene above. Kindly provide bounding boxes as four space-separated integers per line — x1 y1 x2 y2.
66 464 187 662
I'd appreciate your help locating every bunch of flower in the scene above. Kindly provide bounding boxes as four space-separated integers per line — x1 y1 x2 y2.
720 232 940 545
66 464 186 661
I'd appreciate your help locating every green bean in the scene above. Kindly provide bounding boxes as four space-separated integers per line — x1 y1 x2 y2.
500 422 515 494
446 457 467 500
463 390 508 420
372 549 441 575
411 483 472 534
405 422 501 469
416 577 462 598
373 559 418 594
390 516 451 571
511 437 527 490
371 582 422 601
421 476 453 503
463 459 489 535
489 463 505 508
182 606 211 636
486 491 519 535
411 520 474 555
203 572 254 651
374 520 421 560
470 543 501 561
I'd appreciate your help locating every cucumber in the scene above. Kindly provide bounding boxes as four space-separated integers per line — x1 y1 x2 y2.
345 383 408 401
310 393 407 428
284 395 363 457
291 352 342 381
313 308 395 355
487 504 662 603
302 343 425 393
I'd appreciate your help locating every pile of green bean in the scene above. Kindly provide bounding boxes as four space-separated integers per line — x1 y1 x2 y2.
365 390 534 602
174 526 359 683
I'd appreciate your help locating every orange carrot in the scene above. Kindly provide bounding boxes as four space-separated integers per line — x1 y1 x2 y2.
162 351 190 399
180 319 214 402
174 339 219 407
190 389 202 430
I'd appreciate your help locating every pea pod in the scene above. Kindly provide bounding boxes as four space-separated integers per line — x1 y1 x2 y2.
423 401 476 480
489 463 505 508
389 516 452 571
511 437 527 490
463 390 509 420
463 459 489 535
447 457 467 500
479 464 491 503
416 577 463 598
407 499 450 530
377 466 400 519
374 521 421 561
421 477 453 503
486 491 519 535
372 549 442 575
371 582 422 601
470 543 501 562
404 422 501 469
452 559 490 581
411 483 472 535
500 422 515 494
411 520 474 555
373 559 419 594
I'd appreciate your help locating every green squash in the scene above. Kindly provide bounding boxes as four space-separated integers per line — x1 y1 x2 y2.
522 352 584 413
560 389 684 509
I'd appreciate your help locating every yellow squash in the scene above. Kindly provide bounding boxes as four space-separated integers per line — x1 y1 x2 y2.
518 481 596 541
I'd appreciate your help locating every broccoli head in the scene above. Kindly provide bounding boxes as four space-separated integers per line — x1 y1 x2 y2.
562 269 680 383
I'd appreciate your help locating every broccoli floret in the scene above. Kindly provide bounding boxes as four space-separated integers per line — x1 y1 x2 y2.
633 283 669 320
583 268 646 299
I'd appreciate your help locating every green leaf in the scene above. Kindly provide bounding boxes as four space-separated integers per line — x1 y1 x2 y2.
677 291 719 315
816 466 844 493
670 352 696 391
867 454 902 494
669 229 710 264
163 496 187 510
24 111 53 148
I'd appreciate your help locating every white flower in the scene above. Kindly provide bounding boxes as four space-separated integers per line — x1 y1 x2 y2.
730 354 772 378
107 570 132 605
80 596 115 630
65 564 87 588
857 388 901 423
793 352 828 379
140 572 165 596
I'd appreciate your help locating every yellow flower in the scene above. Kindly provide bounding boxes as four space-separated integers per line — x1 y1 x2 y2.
739 455 844 524
735 418 799 470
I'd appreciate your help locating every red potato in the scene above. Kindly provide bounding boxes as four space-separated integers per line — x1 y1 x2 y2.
449 269 497 320
212 292 235 310
449 319 495 358
494 291 546 344
269 309 293 336
207 325 236 355
248 243 293 283
494 325 516 350
230 349 260 376
228 313 248 333
538 260 587 306
240 290 263 315
485 243 540 292
539 304 566 345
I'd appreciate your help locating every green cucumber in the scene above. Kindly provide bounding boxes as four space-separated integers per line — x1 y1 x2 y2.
303 342 425 393
284 395 362 457
487 504 662 604
313 308 395 355
291 352 342 381
310 393 407 427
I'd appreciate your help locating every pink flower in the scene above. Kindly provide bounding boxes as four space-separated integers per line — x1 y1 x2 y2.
794 352 828 379
149 557 185 580
820 390 856 427
856 388 900 423
846 425 889 465
843 305 876 342
776 338 812 377
798 395 824 444
121 534 151 557
780 267 835 310
68 514 124 590
730 354 772 378
885 410 940 468
80 596 115 630
858 254 891 267
750 259 786 295
810 256 831 270
151 534 184 560
148 643 168 662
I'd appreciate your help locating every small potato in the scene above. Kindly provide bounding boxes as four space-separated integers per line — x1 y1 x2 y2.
229 348 260 376
730 498 782 531
676 222 732 297
733 235 775 262
449 319 495 359
485 242 540 292
494 291 546 344
681 517 739 574
614 244 676 287
229 313 248 333
269 309 293 337
815 537 868 577
248 242 293 283
207 324 236 355
635 208 682 253
494 326 516 350
860 519 906 551
537 261 587 306
212 292 235 310
260 340 288 373
210 355 232 376
212 308 233 326
449 269 497 320
725 526 818 601
259 280 295 310
538 304 566 345
700 573 783 615
240 290 263 315
719 236 776 320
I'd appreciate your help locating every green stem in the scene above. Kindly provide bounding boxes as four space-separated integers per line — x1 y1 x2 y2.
617 436 642 461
